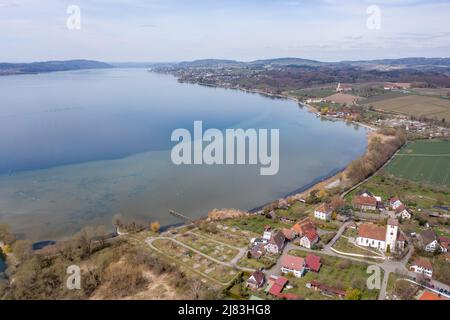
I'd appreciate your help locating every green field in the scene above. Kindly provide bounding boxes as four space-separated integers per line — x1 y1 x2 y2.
384 140 450 186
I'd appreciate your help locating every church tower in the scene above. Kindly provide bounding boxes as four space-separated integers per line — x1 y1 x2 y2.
385 218 399 252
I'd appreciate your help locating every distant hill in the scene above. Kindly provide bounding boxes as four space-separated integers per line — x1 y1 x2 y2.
0 60 113 75
176 59 243 68
249 57 326 67
168 57 450 70
172 57 325 68
344 57 450 66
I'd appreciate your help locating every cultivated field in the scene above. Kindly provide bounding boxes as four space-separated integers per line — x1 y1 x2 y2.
384 140 450 186
365 95 450 121
412 88 450 97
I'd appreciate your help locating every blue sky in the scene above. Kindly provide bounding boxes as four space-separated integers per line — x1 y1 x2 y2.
1 0 450 62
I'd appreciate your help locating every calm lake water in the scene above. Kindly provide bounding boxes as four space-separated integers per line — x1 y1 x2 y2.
0 69 368 240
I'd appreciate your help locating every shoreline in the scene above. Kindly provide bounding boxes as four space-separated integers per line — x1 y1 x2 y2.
25 74 375 244
150 79 377 228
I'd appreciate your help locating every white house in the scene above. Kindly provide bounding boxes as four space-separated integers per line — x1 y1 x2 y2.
265 231 285 254
410 258 433 278
421 229 440 252
314 203 333 221
299 230 319 249
356 218 405 253
281 255 306 278
263 229 272 241
395 205 412 220
390 197 403 210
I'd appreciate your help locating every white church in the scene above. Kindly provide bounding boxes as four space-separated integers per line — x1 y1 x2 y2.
356 218 406 253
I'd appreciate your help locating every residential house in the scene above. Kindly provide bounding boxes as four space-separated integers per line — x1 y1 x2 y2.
352 195 378 211
305 254 322 272
265 231 286 254
421 229 440 252
246 270 266 290
263 227 273 241
395 205 412 220
356 218 405 253
248 243 265 259
268 276 288 296
292 217 316 237
314 203 333 221
267 276 302 300
389 197 403 210
282 228 296 241
299 229 319 249
281 255 306 278
410 258 433 278
439 236 449 253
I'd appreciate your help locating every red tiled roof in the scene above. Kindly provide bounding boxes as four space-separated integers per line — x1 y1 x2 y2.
291 217 316 236
269 284 283 296
390 196 401 203
353 195 377 207
305 254 322 272
412 258 433 270
316 203 332 213
282 228 296 240
304 229 319 242
358 223 386 241
395 205 407 214
439 236 450 246
279 293 302 300
275 276 288 286
419 291 448 301
281 255 305 271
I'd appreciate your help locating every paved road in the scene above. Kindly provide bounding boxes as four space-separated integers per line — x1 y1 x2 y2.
324 222 350 250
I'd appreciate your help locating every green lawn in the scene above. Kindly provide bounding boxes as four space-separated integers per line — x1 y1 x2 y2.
224 216 292 235
332 237 382 258
237 256 275 270
347 174 450 211
384 140 450 187
275 202 312 220
285 250 380 300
